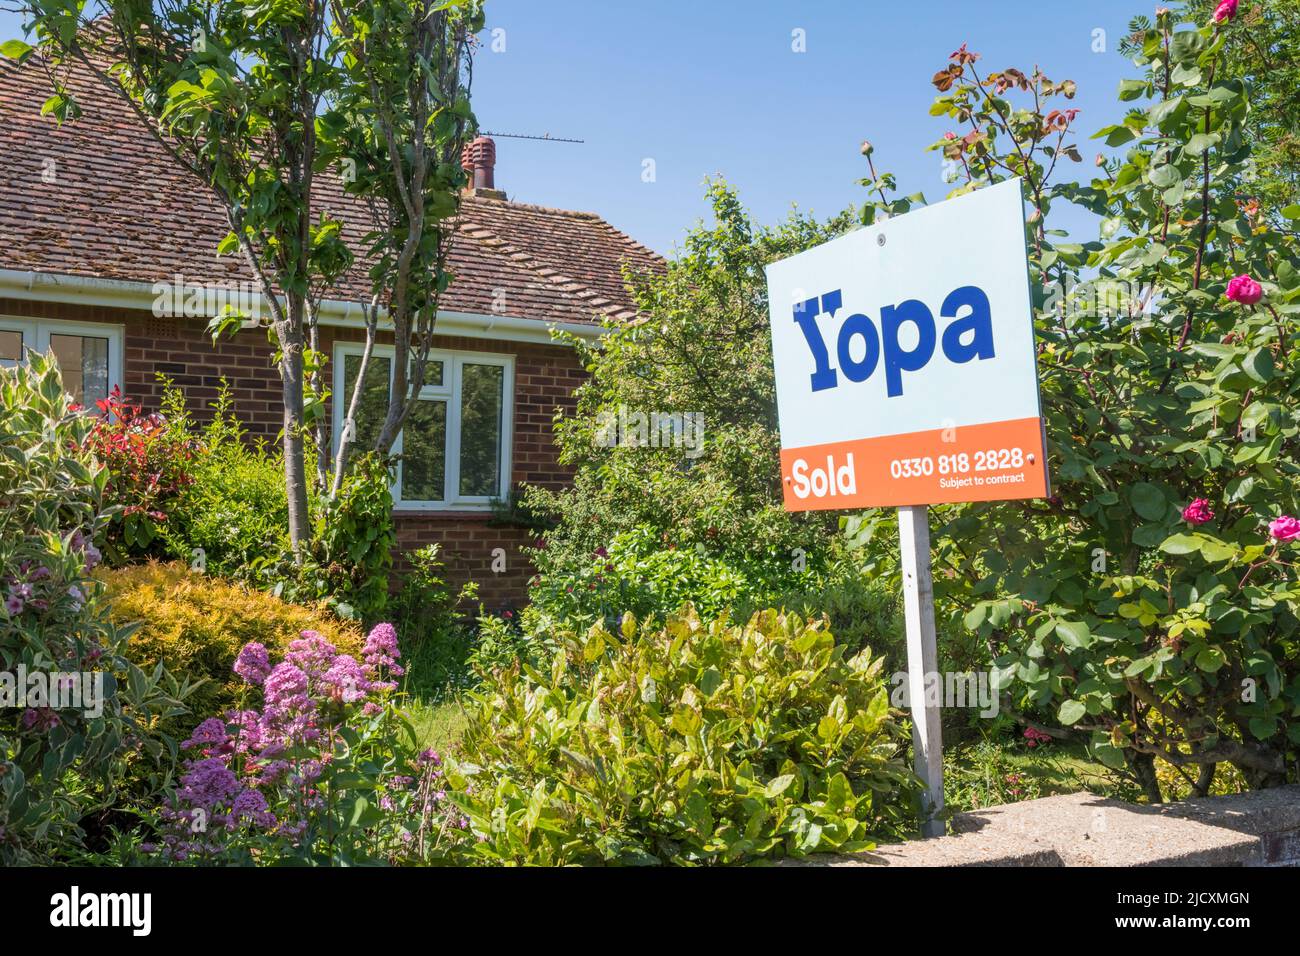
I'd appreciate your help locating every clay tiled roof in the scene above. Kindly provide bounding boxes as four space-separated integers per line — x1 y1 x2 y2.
0 51 662 325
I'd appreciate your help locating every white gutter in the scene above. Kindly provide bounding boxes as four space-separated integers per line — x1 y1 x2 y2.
0 268 605 345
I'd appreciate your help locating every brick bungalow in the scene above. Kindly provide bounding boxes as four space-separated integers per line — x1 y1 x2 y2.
0 52 662 608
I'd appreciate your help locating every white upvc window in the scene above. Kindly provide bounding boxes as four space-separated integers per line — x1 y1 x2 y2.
0 316 125 407
331 343 514 511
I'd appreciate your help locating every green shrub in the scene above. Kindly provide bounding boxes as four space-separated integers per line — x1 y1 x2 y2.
0 354 191 864
163 383 397 622
529 524 900 663
99 561 363 730
392 544 475 701
443 606 917 865
164 383 292 578
522 182 854 578
246 450 396 622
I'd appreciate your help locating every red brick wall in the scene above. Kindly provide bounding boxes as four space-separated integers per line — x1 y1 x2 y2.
1 296 581 608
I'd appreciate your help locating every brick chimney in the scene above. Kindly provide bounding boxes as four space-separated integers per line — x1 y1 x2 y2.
461 135 506 200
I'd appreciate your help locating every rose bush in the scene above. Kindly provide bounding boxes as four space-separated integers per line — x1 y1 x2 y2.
848 9 1300 799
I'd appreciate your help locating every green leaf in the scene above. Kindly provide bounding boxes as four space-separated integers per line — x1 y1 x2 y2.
1130 483 1167 521
1242 348 1274 384
1117 79 1147 101
1056 621 1093 650
1133 524 1167 548
0 39 32 60
1195 646 1227 673
1160 534 1201 555
1248 717 1276 741
1147 165 1181 189
765 774 796 798
1197 538 1238 564
1058 700 1087 725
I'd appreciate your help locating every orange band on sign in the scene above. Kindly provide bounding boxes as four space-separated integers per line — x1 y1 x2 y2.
780 416 1049 511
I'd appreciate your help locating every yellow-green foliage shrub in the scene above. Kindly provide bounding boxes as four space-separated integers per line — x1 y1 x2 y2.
99 562 364 724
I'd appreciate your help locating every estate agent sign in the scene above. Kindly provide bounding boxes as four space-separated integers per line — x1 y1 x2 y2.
765 178 1048 835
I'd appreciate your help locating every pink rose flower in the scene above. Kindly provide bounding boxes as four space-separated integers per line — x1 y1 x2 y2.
1182 498 1215 525
1226 274 1263 305
1269 515 1300 542
1213 0 1238 23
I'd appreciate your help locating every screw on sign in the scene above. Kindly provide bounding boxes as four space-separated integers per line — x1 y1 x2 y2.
765 178 1049 837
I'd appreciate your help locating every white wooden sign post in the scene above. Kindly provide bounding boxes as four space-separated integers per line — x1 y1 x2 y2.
764 179 1048 837
898 505 944 836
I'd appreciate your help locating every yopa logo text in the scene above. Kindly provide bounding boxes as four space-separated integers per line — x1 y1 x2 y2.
49 886 151 937
792 285 995 397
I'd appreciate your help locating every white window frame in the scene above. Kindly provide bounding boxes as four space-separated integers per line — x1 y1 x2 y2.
0 315 125 403
331 342 514 511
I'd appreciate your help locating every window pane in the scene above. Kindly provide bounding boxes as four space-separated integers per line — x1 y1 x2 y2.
341 352 391 456
49 333 109 406
402 399 446 501
0 329 22 367
409 358 444 388
459 363 504 497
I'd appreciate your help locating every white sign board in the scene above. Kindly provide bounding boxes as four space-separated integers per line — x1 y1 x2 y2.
764 178 1048 511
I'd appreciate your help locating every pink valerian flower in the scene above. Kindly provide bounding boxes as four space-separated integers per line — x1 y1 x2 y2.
233 642 272 686
155 625 446 862
230 789 277 829
175 757 242 808
227 709 264 756
1182 498 1215 525
261 662 316 742
263 662 309 709
1269 515 1300 542
1212 0 1239 23
285 631 339 680
361 622 404 679
1226 274 1263 305
321 654 371 704
183 717 230 750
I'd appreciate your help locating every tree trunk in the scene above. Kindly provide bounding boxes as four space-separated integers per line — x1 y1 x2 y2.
1129 751 1163 804
1193 762 1216 798
279 302 312 557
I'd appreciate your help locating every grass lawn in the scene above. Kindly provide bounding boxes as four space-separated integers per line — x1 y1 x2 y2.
943 738 1141 813
404 698 470 754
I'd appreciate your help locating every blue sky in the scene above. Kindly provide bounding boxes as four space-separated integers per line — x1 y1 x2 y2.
2 1 1167 254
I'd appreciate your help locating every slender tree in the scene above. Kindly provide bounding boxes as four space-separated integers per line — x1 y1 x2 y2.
322 0 482 492
6 1 350 553
5 0 484 538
